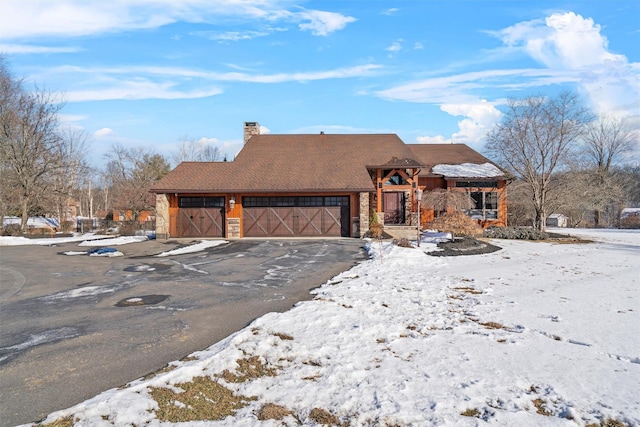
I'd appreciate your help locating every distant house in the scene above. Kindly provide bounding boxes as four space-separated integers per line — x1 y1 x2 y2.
150 122 508 239
546 213 568 228
620 208 640 229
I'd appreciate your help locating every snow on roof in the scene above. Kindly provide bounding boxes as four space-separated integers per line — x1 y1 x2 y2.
431 162 503 178
621 208 640 218
3 216 59 229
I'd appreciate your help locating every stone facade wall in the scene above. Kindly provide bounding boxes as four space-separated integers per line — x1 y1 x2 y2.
155 194 170 239
358 192 369 238
227 217 240 239
243 122 260 144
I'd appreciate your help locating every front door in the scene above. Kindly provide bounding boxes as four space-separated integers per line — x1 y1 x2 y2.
383 192 405 224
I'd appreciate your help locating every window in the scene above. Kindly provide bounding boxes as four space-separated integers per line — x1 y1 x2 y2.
325 196 349 206
298 197 323 206
456 181 498 188
467 191 498 220
179 197 224 208
243 197 269 207
383 170 407 186
242 196 349 207
271 197 295 207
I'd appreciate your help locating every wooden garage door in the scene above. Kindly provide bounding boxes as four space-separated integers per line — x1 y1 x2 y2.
177 197 225 238
243 197 348 238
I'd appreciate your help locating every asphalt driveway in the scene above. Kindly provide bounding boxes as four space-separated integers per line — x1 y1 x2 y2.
0 238 366 426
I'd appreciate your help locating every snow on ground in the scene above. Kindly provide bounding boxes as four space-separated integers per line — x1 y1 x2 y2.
26 229 639 427
78 236 148 246
156 240 228 257
0 233 117 247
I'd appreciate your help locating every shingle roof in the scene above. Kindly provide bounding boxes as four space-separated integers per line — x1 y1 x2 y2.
151 134 425 193
408 144 505 178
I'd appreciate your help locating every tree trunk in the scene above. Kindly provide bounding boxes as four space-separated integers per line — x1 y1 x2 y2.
20 198 28 232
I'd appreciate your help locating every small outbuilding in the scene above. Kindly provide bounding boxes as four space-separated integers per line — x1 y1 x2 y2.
546 213 568 228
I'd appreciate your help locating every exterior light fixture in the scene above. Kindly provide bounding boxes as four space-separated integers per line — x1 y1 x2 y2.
229 197 236 210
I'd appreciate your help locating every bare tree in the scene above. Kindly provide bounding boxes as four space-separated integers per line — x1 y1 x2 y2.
0 58 88 231
421 188 472 215
582 117 637 226
103 145 170 221
171 136 222 165
485 91 593 231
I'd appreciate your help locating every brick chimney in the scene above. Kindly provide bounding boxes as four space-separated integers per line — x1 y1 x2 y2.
244 122 260 144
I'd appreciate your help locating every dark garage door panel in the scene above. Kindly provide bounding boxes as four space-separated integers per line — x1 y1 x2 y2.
242 207 270 237
243 207 344 237
177 208 224 238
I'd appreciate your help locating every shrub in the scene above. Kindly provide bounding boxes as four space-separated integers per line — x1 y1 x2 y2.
1 223 21 236
368 222 384 239
60 220 75 233
393 238 413 248
483 226 549 240
426 211 483 237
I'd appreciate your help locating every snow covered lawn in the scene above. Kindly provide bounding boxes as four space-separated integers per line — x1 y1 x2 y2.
27 230 640 426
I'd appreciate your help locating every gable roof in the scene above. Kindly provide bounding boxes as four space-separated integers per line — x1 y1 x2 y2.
408 144 506 178
151 134 425 193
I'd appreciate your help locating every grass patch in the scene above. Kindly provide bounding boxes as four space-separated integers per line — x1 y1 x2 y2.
585 420 632 427
309 407 341 425
461 408 481 417
221 356 277 383
272 332 294 340
532 398 552 416
481 321 506 330
453 286 483 294
469 318 506 330
256 403 295 421
149 376 255 422
39 416 74 427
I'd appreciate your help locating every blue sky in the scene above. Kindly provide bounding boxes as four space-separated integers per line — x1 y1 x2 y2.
1 0 638 167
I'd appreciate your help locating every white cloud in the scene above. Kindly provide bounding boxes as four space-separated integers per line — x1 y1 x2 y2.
193 30 271 42
381 11 639 147
441 101 503 144
65 79 223 102
416 101 502 146
0 1 355 40
197 137 219 144
386 40 403 53
416 135 449 144
496 12 624 69
58 114 87 123
0 44 80 54
492 11 639 117
413 42 424 50
45 64 382 102
259 125 271 134
376 68 575 104
297 9 356 36
94 128 114 137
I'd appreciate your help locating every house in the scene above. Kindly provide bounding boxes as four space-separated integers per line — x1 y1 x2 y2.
620 208 640 229
546 213 568 228
150 122 508 239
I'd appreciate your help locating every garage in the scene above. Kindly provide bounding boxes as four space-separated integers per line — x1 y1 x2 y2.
242 196 350 237
177 197 225 238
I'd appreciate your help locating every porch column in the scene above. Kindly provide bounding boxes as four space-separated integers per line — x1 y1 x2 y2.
155 193 170 239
